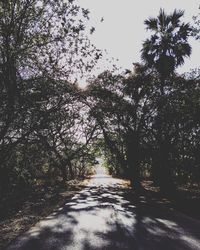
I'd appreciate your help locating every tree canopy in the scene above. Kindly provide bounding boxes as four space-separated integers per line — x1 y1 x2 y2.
141 9 192 78
0 4 199 197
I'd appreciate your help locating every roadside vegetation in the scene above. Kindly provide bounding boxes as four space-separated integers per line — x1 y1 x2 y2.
0 1 200 248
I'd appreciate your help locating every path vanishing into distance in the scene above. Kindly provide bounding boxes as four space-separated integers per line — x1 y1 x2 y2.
6 169 200 250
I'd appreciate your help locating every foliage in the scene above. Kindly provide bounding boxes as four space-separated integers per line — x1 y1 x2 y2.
0 4 199 197
0 0 100 192
141 8 192 78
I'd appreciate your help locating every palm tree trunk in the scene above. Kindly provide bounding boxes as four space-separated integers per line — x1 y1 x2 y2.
126 132 141 190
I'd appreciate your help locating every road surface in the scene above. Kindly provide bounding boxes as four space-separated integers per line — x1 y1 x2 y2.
6 174 200 250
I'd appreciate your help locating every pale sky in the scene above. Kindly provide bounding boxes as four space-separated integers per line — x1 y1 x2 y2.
78 0 200 79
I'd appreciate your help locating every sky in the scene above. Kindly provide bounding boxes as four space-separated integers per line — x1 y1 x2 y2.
77 0 200 82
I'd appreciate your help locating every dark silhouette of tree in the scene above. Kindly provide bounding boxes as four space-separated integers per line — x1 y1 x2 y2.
87 65 156 190
0 0 100 192
0 2 199 204
141 8 192 79
141 9 192 194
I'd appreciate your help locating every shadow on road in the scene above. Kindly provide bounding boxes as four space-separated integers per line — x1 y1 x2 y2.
6 175 200 250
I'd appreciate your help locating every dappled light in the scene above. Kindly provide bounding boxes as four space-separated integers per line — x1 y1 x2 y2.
0 1 200 249
6 174 200 250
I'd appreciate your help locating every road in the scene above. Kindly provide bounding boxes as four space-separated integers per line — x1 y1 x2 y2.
6 174 200 250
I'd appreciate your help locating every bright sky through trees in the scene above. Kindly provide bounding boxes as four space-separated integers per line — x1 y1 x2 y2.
78 0 200 77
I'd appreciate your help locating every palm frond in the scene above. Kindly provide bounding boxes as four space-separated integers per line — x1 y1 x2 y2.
144 18 158 31
158 8 167 29
178 23 192 39
142 8 191 73
170 9 184 26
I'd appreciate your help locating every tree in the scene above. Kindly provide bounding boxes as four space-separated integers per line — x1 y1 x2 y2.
141 8 192 79
0 0 100 191
141 9 192 194
0 0 98 142
87 65 155 190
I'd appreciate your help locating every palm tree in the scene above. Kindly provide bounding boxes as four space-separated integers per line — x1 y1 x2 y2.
141 9 192 194
141 9 192 78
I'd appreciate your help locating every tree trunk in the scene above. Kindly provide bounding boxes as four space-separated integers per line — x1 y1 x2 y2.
126 133 141 191
153 79 176 195
59 162 67 182
152 148 176 195
68 160 74 180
